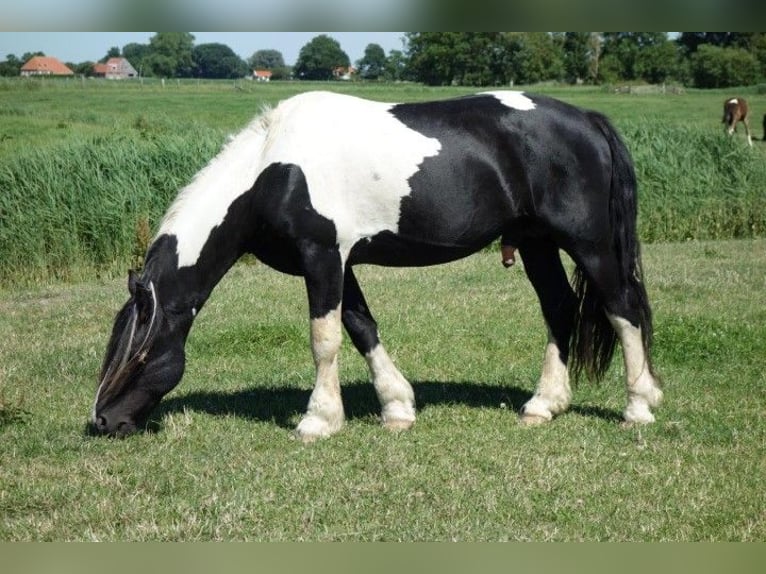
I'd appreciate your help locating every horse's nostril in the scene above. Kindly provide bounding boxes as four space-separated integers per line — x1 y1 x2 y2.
96 416 108 431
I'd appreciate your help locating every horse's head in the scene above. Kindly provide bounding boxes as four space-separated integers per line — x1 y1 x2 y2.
91 271 188 437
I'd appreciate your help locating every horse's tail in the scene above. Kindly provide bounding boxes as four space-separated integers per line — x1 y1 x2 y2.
570 111 653 382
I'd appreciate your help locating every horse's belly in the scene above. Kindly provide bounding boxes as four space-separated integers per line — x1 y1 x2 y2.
347 230 495 267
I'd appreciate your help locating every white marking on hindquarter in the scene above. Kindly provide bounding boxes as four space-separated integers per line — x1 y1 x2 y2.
480 91 537 111
259 91 442 252
728 98 739 105
157 114 270 268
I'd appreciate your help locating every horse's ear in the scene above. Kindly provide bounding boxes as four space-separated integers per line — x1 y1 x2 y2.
128 270 140 297
128 271 154 322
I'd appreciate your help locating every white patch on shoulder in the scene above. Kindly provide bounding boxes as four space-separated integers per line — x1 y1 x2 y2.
259 91 442 253
156 91 442 268
157 113 270 268
728 98 739 104
480 90 536 111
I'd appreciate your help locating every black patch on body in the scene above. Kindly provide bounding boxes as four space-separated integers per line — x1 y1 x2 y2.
148 162 338 310
348 94 612 267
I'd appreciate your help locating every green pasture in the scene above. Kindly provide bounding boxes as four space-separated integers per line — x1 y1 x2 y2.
0 79 765 540
1 242 765 540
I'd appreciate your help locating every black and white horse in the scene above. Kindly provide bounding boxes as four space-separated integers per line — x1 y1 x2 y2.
92 91 662 440
722 97 753 146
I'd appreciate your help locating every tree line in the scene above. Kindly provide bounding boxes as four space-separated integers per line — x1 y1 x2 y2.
2 32 765 88
404 33 766 88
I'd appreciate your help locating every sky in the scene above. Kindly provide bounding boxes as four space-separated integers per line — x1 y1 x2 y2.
0 32 407 66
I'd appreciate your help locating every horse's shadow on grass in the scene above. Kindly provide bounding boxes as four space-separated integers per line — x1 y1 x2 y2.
156 379 622 431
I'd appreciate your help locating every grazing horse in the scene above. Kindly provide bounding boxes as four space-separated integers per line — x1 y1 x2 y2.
722 97 753 146
91 90 662 441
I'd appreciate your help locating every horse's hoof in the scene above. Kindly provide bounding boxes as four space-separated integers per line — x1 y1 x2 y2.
381 402 415 432
621 413 655 427
519 413 550 426
292 429 321 444
294 415 342 443
623 401 657 426
382 418 414 432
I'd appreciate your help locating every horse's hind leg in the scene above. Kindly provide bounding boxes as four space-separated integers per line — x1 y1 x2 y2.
744 116 753 146
576 248 663 424
295 245 346 442
518 239 577 424
343 267 415 430
607 313 663 424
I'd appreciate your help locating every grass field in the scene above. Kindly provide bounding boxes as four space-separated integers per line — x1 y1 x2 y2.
1 240 764 541
1 79 765 540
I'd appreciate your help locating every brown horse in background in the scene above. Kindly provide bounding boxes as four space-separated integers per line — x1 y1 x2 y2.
722 97 753 146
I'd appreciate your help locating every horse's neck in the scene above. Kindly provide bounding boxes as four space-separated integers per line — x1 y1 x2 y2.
145 115 271 311
142 232 240 314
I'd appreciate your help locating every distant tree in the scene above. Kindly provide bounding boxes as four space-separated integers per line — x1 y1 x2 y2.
690 44 761 88
357 43 387 80
100 46 121 63
601 32 668 81
586 33 603 84
122 42 151 76
294 34 350 80
248 49 290 79
507 32 564 85
406 32 564 87
406 32 506 86
70 61 96 76
249 49 285 69
192 43 248 79
0 53 22 76
751 34 766 79
21 51 45 63
562 32 591 83
677 32 744 54
384 49 408 81
635 41 681 84
147 32 195 77
406 32 467 85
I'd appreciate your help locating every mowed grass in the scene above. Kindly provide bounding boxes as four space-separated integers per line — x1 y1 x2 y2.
1 241 765 541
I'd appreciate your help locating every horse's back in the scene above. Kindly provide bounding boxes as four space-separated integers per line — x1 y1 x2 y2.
254 91 617 266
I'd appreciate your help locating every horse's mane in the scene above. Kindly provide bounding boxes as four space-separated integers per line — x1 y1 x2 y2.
93 281 159 415
157 106 275 235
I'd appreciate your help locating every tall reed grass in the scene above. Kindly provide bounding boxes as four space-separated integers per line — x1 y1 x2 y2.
1 113 764 286
625 122 766 241
0 123 223 285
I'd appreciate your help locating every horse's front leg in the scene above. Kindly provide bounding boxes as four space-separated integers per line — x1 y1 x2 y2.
295 245 346 442
342 267 415 431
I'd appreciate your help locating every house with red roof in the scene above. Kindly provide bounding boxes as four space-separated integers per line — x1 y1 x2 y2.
253 69 273 82
332 66 357 81
92 57 138 79
20 56 73 77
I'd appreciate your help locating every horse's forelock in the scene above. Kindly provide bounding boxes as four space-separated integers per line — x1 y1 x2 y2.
94 282 159 413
